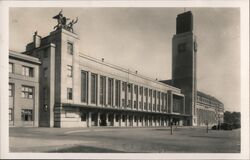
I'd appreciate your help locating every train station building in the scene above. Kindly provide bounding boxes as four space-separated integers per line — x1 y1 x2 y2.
9 11 224 127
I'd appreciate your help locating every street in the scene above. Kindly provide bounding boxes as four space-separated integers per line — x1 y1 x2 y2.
9 126 240 153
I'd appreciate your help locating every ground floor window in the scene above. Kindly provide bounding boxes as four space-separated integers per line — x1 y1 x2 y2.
81 112 87 121
21 109 33 121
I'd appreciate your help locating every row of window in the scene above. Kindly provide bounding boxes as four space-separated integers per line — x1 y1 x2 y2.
197 96 222 107
66 70 170 113
9 83 34 99
9 108 33 121
9 63 34 77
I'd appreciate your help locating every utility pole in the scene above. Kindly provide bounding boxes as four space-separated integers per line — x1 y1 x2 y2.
170 121 173 135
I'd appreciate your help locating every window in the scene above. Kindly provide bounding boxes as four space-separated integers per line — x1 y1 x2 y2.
115 115 119 122
108 78 113 106
128 84 131 93
44 50 48 58
21 86 33 99
81 71 88 103
122 82 126 91
134 85 138 94
44 68 48 78
9 63 13 73
81 112 87 121
178 43 186 53
115 80 120 106
122 99 125 107
134 100 137 109
67 88 73 100
128 100 131 107
144 88 148 96
67 42 73 55
9 108 13 121
139 87 143 95
22 66 34 77
67 65 73 77
9 83 14 97
91 74 97 104
100 76 106 105
21 109 33 121
122 115 126 122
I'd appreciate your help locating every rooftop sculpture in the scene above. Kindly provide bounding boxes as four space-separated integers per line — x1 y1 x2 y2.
53 10 78 33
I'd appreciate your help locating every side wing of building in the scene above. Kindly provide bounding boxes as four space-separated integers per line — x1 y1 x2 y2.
9 50 41 127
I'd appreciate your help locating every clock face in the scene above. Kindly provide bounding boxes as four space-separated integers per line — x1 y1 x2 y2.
178 43 186 53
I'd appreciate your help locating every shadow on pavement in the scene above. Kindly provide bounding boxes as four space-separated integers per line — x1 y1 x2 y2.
48 145 126 153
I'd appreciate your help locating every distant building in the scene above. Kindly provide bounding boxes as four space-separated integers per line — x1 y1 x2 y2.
9 11 223 127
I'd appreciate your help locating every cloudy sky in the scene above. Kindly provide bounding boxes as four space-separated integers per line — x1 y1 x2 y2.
9 7 240 112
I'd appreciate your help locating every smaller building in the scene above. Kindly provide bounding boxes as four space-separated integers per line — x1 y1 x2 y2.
196 91 224 126
9 50 40 127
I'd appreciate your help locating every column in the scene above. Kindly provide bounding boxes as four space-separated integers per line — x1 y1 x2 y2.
142 116 145 127
113 113 116 126
97 112 100 127
106 113 109 126
126 115 129 127
88 112 92 127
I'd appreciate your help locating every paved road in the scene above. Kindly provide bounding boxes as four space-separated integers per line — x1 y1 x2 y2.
9 127 240 153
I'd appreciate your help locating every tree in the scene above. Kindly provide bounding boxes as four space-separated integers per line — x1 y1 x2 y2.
223 111 241 129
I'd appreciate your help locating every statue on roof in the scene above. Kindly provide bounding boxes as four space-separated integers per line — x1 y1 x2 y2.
66 17 78 33
53 10 78 33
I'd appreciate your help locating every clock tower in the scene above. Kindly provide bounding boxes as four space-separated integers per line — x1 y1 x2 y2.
172 11 197 126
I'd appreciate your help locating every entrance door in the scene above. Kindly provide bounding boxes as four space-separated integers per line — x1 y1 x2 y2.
100 113 107 126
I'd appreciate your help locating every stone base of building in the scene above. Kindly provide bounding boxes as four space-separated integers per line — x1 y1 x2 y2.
50 105 188 128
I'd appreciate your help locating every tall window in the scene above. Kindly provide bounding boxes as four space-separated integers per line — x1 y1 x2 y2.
165 93 168 112
108 78 113 106
67 42 73 55
22 66 34 77
67 88 73 100
144 88 148 110
9 108 13 121
139 87 143 95
100 76 106 105
9 83 14 97
9 63 13 73
44 68 48 78
122 82 127 108
149 89 152 110
127 84 132 108
21 109 33 121
67 65 73 77
91 74 97 104
157 92 160 111
161 93 164 112
81 71 88 103
21 86 33 99
115 80 120 107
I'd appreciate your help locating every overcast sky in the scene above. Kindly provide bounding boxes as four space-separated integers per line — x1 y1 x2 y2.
9 7 240 112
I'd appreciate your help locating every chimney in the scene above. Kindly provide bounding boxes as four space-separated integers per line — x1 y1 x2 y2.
33 31 42 48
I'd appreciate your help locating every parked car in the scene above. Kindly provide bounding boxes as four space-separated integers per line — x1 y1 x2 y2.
211 123 233 130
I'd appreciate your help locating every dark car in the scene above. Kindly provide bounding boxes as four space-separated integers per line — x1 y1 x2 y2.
220 123 233 130
211 123 233 130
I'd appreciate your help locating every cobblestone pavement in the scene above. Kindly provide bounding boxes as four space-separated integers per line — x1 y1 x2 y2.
9 126 240 153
